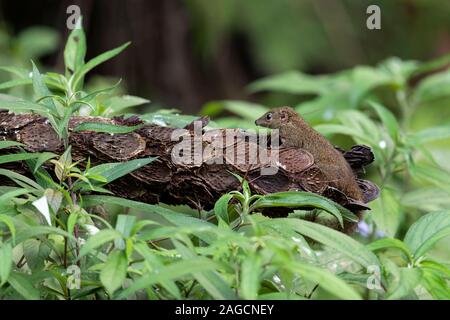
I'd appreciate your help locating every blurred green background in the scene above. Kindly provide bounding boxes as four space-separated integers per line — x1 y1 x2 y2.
1 0 450 111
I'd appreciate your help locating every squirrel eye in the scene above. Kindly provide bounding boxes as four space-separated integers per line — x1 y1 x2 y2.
266 113 273 121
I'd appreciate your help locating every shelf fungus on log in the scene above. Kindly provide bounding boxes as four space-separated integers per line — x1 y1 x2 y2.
0 112 379 232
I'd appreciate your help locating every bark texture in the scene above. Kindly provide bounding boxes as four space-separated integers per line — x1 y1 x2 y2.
0 112 379 230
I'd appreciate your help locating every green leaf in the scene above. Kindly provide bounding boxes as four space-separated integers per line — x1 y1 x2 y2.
0 66 30 78
337 110 382 145
0 168 43 191
78 229 122 259
404 210 450 259
73 122 143 134
44 72 67 91
133 242 181 299
114 215 136 250
0 141 23 149
258 293 305 300
349 66 393 107
117 257 224 299
240 253 262 299
52 147 72 182
267 218 379 268
88 157 156 184
421 268 450 299
203 100 268 121
387 267 422 300
296 91 352 123
172 240 236 300
67 211 79 236
412 71 450 105
314 124 362 139
419 260 450 278
33 152 58 173
412 53 450 78
409 124 450 144
366 238 413 262
368 101 399 142
0 243 12 286
0 152 45 166
0 98 53 117
253 191 347 227
115 215 136 238
286 261 361 300
379 57 417 85
401 188 450 212
16 26 59 60
248 71 329 95
64 16 86 74
72 42 130 90
105 95 149 114
83 196 218 244
0 188 31 211
7 271 40 300
0 214 16 243
31 61 57 115
30 164 58 190
22 239 49 272
54 104 75 142
100 250 128 295
410 164 450 192
0 78 32 90
15 226 74 245
214 194 233 224
81 80 122 102
371 187 402 237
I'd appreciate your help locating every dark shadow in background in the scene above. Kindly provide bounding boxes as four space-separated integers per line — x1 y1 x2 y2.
0 0 449 113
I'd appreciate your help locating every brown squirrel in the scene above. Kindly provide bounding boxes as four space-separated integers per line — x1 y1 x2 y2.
255 106 364 202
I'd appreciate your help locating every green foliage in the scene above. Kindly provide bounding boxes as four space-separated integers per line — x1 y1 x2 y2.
0 18 448 300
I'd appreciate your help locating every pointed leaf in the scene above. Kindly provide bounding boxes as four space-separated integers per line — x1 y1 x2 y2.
100 250 128 295
267 218 379 268
72 42 130 90
7 272 40 300
78 229 122 259
0 243 12 286
404 210 450 259
64 16 86 74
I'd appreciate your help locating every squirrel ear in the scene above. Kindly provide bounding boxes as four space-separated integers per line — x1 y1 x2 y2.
280 110 288 123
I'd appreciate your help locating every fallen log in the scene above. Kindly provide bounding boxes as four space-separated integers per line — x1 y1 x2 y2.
0 111 379 231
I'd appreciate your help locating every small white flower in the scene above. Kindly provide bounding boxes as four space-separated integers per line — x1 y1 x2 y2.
378 140 387 149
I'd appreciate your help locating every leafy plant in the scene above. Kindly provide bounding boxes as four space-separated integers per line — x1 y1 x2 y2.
0 18 449 300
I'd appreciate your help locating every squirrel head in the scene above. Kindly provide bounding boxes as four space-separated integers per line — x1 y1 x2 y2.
255 106 297 129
